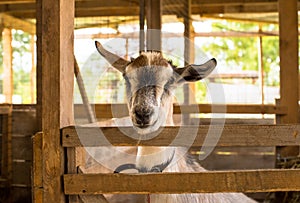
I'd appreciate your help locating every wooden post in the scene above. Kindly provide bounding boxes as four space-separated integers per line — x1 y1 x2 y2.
278 0 299 124
146 0 161 51
32 132 43 203
30 34 36 104
257 26 264 105
2 28 13 103
183 0 194 124
139 0 145 53
36 0 74 202
276 0 299 201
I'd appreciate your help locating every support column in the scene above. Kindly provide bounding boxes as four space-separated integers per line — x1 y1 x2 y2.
36 0 74 202
278 0 299 124
146 0 162 51
276 0 299 201
30 34 36 104
258 26 264 105
2 28 13 104
183 0 194 124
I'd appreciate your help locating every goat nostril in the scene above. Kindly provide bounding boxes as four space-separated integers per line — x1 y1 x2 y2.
133 107 154 126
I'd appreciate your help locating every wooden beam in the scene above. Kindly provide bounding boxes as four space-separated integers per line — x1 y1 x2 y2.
183 0 194 124
32 132 43 203
2 28 13 104
36 0 74 202
64 169 300 194
278 0 299 124
4 1 300 19
146 0 162 51
0 13 35 34
61 125 300 147
73 103 287 119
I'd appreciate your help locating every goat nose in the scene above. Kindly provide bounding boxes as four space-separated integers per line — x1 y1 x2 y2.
133 106 153 127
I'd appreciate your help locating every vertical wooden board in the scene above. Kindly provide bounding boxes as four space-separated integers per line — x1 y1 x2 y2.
32 132 43 203
1 106 12 187
2 28 13 103
278 0 299 123
277 1 299 201
30 34 36 104
67 148 79 203
60 0 75 128
146 0 161 51
36 0 74 202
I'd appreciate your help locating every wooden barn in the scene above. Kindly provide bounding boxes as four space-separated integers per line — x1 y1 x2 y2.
0 0 299 202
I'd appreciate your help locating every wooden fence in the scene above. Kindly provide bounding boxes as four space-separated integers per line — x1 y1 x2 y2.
60 124 300 198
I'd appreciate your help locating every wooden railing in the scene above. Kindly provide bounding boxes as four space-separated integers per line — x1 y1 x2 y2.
73 103 288 119
61 124 300 196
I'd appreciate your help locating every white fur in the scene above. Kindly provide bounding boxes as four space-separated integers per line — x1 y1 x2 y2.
84 46 258 203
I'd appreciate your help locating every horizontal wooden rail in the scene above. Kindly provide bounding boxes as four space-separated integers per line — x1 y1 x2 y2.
62 124 300 147
73 104 288 119
64 169 300 194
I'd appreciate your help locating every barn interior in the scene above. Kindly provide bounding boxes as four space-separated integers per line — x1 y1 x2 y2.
0 0 299 203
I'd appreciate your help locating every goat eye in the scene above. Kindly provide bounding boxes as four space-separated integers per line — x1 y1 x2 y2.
164 78 175 90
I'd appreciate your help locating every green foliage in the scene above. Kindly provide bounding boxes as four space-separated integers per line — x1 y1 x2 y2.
198 21 280 86
0 29 33 103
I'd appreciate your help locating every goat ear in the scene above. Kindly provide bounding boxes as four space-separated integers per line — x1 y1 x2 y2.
174 58 216 84
95 41 130 73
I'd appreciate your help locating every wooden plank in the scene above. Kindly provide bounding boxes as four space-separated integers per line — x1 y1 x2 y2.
36 0 74 202
1 105 12 187
0 0 289 19
31 132 43 203
0 13 35 34
12 161 31 186
64 169 300 194
61 125 300 147
278 0 299 124
67 148 79 203
30 34 36 103
2 28 13 103
146 0 162 51
175 104 287 115
74 104 287 119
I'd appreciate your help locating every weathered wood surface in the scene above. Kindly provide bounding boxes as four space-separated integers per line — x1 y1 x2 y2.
31 132 43 203
1 105 12 188
2 28 13 103
36 0 74 202
64 169 300 194
278 0 299 124
62 125 300 147
74 103 287 119
1 0 297 19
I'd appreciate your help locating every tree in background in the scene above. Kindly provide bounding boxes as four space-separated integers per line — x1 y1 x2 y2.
0 29 33 103
199 21 280 86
